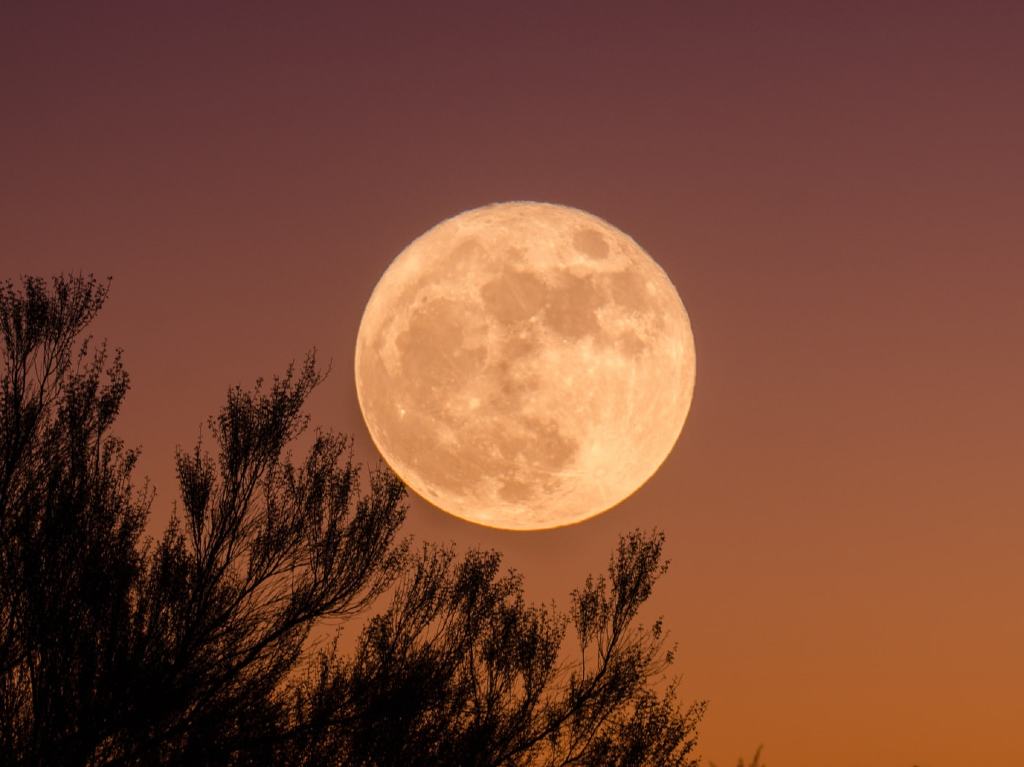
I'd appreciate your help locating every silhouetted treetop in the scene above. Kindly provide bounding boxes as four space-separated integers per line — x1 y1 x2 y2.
291 529 704 767
1 274 704 766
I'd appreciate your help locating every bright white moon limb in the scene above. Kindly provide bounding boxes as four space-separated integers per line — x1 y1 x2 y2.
354 202 696 530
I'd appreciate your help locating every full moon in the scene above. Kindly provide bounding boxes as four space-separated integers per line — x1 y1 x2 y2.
354 202 695 530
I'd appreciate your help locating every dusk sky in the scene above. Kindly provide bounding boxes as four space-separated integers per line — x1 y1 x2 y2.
3 3 1023 765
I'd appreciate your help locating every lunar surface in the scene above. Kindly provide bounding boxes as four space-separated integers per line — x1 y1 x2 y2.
354 202 695 530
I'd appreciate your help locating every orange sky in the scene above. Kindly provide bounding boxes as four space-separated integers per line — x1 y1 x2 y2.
3 3 1023 765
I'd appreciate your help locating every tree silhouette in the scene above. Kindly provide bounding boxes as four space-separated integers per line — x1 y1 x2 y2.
0 275 704 766
292 534 704 767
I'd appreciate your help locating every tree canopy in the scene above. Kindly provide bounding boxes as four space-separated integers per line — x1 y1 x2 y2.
0 274 704 766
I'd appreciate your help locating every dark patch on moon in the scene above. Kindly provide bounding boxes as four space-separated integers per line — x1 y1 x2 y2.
616 330 647 355
480 268 546 324
450 236 484 263
503 333 539 361
496 418 577 502
498 476 532 502
395 298 486 399
393 411 475 496
522 416 577 469
488 335 541 410
573 228 610 259
542 272 603 338
603 269 649 312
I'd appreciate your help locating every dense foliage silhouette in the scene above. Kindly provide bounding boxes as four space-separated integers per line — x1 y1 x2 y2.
0 275 704 766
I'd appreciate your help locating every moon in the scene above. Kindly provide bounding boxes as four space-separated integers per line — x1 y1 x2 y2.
354 202 695 530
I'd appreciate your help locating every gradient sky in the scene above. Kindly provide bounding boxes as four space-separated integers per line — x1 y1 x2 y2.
3 3 1023 765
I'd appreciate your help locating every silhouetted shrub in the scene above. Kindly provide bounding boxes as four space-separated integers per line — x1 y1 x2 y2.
0 275 703 766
